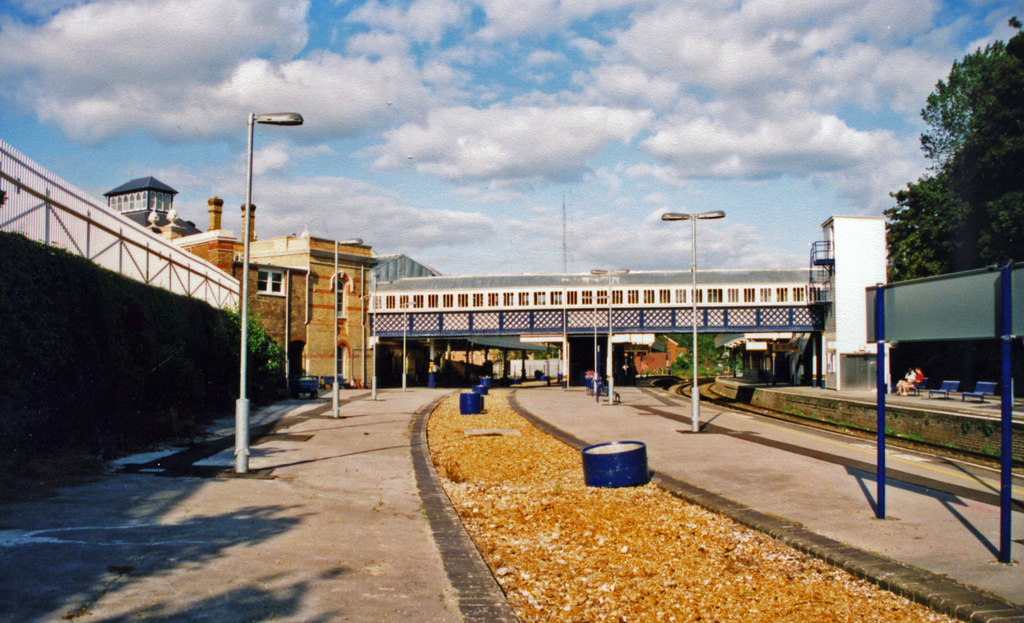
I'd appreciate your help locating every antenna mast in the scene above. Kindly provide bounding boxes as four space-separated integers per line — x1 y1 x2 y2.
562 195 567 272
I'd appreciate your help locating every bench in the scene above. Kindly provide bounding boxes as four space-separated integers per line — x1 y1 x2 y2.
928 380 959 399
962 381 997 402
909 377 929 396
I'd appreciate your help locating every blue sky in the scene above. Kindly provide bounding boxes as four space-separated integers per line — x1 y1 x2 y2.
0 0 1018 275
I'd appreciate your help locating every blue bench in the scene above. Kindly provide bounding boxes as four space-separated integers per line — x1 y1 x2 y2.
928 380 959 399
909 377 929 396
962 381 997 402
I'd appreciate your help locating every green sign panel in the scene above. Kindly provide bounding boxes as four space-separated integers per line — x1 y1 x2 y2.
866 264 1023 342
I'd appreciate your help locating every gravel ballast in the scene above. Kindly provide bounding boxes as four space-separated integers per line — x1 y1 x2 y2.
427 389 956 623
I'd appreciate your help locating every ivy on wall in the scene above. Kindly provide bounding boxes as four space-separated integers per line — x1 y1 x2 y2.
0 232 284 473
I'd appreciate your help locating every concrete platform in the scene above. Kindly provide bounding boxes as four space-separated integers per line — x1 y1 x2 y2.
0 390 516 623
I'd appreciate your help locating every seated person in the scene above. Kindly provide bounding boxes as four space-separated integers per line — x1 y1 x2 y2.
895 368 924 395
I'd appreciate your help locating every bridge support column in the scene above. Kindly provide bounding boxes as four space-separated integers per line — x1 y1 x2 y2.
562 337 569 388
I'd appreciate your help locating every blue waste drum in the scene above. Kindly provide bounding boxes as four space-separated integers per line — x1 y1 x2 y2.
581 441 649 488
459 392 483 414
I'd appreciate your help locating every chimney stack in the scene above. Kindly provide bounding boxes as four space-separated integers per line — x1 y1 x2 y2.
241 203 256 242
208 196 223 231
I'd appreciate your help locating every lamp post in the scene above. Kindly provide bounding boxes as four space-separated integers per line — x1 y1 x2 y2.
661 210 725 433
591 269 629 405
332 238 363 419
236 112 303 475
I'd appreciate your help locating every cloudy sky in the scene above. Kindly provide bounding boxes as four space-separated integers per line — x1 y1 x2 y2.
0 0 1017 275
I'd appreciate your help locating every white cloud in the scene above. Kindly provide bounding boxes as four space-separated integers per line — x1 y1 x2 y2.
1 0 307 88
347 0 468 45
574 64 679 111
374 105 651 183
642 111 901 179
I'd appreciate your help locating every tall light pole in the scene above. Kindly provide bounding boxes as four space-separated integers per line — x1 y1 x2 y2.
332 238 363 419
237 111 303 474
661 210 725 433
591 269 629 405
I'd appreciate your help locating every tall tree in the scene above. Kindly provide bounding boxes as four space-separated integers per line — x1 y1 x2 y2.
886 18 1024 280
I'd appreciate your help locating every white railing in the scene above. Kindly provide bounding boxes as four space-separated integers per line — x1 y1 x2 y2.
0 139 239 309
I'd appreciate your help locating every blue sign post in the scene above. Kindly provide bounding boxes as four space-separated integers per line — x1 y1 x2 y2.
875 283 886 520
998 262 1013 564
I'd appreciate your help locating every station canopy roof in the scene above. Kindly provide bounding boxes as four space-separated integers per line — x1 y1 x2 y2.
375 268 810 292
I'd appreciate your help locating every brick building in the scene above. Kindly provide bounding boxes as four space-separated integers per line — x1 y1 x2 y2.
130 190 377 387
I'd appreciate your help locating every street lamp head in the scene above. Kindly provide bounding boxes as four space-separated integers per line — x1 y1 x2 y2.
661 210 726 221
697 210 726 220
338 238 364 245
254 112 304 126
591 269 630 275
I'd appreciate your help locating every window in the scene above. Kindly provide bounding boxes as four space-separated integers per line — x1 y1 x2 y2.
504 292 514 307
675 289 687 304
611 290 623 305
760 288 772 302
550 291 563 305
385 295 395 310
776 287 789 302
659 289 671 304
596 290 607 306
428 294 439 308
695 289 703 303
399 295 410 309
518 292 529 306
628 289 639 304
707 288 723 303
534 291 547 305
727 288 739 303
567 291 578 305
793 287 805 302
744 288 756 303
488 292 499 307
643 289 655 304
443 294 454 308
412 295 424 309
458 293 469 307
473 293 484 307
581 290 593 306
257 269 283 294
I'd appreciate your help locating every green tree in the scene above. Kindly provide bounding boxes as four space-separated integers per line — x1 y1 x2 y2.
224 309 286 404
669 334 732 377
887 18 1024 280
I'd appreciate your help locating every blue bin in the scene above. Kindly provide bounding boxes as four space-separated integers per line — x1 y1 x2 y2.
581 441 649 487
473 384 488 395
459 392 482 415
480 377 491 388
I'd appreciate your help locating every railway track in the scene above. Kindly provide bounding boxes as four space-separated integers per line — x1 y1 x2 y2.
644 375 1017 472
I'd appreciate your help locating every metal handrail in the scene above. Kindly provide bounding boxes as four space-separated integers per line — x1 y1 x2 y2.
0 138 238 309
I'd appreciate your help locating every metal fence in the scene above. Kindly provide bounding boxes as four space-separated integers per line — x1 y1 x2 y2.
0 138 238 309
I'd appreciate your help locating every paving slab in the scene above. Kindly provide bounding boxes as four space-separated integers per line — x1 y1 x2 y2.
0 389 515 623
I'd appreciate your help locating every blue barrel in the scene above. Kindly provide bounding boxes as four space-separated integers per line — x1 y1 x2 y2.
473 384 488 395
459 392 482 415
581 441 649 487
480 377 491 388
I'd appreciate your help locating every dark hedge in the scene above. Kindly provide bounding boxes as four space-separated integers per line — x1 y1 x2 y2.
0 232 283 472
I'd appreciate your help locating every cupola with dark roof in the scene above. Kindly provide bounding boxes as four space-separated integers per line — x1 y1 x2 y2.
104 176 178 215
104 176 200 239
